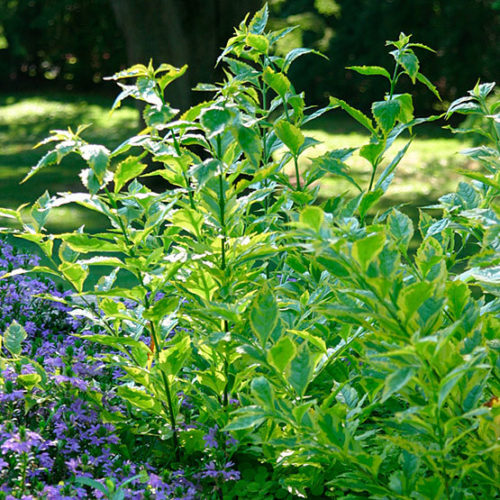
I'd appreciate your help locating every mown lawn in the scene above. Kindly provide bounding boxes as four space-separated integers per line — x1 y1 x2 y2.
0 92 472 234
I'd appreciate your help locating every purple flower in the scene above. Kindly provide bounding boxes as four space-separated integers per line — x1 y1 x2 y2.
203 425 219 449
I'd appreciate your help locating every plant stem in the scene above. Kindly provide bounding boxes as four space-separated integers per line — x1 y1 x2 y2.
293 155 302 191
215 135 231 408
283 98 302 191
161 370 181 461
389 63 399 100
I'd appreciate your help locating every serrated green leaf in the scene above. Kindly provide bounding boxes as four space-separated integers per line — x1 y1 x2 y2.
388 209 414 248
284 48 325 72
358 189 384 220
225 413 266 431
80 144 110 183
375 140 412 191
372 99 401 133
393 93 414 123
246 33 269 53
117 385 155 411
268 336 297 373
158 334 191 377
274 120 304 156
446 281 470 320
399 51 419 82
22 150 59 183
360 141 385 165
299 206 324 232
352 232 386 271
248 3 268 34
236 125 262 167
416 73 441 100
288 344 320 397
189 159 220 189
438 369 467 408
397 281 433 321
59 262 88 292
310 152 362 191
347 65 391 79
330 97 376 134
60 234 118 253
114 156 147 193
263 67 291 97
171 208 204 238
200 107 232 137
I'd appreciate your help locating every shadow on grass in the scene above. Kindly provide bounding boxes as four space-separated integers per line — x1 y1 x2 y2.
0 92 139 231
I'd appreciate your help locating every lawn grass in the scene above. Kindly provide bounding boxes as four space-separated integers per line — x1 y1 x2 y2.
0 92 473 289
300 115 472 209
0 91 472 232
0 92 138 232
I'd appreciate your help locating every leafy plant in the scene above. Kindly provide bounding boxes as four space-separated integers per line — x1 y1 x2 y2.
0 4 498 499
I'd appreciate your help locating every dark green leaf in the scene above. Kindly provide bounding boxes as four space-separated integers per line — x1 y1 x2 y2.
249 287 279 346
251 377 274 408
399 51 419 82
388 209 414 248
200 107 232 138
382 367 415 402
236 125 262 167
288 344 319 397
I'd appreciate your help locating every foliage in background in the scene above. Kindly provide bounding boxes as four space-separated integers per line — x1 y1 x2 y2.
0 4 499 498
0 0 125 91
0 0 499 111
270 0 500 110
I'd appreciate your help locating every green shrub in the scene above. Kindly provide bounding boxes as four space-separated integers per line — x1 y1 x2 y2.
1 4 498 498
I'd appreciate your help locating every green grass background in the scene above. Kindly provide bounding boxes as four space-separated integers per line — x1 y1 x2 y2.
0 92 472 232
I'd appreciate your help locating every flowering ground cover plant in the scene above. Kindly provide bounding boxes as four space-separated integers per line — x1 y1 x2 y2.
1 4 499 498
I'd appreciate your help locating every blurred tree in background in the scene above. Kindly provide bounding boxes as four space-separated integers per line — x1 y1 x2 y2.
271 0 500 111
109 0 261 108
0 0 498 112
0 0 126 91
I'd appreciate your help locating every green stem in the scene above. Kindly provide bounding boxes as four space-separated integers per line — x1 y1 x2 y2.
161 370 181 462
368 164 377 192
105 186 181 459
172 131 195 210
283 98 302 191
389 63 400 100
293 155 302 191
435 409 451 499
215 135 231 408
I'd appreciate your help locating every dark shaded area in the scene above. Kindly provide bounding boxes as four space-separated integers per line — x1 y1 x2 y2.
275 0 499 111
0 1 498 113
0 0 126 94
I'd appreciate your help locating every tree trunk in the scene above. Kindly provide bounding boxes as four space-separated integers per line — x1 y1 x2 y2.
109 0 262 110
